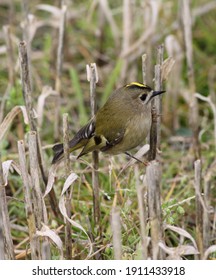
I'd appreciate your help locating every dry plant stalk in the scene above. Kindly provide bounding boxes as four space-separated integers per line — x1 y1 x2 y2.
18 41 36 132
28 131 50 259
203 174 211 252
17 140 40 259
86 63 101 232
194 159 204 259
181 0 200 158
54 4 67 140
146 161 164 260
0 154 15 259
111 207 122 260
135 166 148 259
63 113 72 260
18 40 59 218
148 45 163 160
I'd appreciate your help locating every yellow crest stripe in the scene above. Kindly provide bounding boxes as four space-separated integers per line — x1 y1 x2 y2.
126 82 148 88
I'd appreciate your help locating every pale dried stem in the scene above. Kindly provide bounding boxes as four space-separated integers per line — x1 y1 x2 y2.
135 166 148 259
194 159 203 259
0 154 15 259
54 4 67 140
148 45 163 160
28 132 44 227
203 179 211 252
18 41 36 131
55 5 67 91
17 140 40 259
21 0 32 86
87 63 101 232
111 207 122 260
155 45 164 148
146 161 164 260
28 131 50 259
63 113 72 259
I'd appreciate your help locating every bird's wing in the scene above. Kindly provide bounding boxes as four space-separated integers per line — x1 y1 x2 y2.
100 129 125 152
68 118 95 149
77 126 126 157
52 118 95 164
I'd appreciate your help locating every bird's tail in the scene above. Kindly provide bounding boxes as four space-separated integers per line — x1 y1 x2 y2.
52 143 64 164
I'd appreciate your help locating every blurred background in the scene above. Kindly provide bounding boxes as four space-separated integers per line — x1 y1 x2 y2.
0 0 216 260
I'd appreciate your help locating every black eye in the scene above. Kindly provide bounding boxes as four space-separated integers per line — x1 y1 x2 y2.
140 94 147 101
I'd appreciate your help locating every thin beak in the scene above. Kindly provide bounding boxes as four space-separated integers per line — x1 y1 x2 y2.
152 90 166 97
148 90 165 102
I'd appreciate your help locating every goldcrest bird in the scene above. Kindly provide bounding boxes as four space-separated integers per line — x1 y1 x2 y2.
52 82 165 164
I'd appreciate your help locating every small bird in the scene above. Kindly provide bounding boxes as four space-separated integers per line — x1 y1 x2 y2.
52 82 165 164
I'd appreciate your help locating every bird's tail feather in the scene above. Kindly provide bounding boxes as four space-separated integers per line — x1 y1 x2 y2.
52 143 64 164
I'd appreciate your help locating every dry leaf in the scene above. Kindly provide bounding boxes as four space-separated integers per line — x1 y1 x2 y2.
0 105 34 142
43 164 57 198
61 172 78 195
58 172 93 258
159 242 199 259
1 160 13 186
164 224 198 249
203 245 216 260
35 224 63 259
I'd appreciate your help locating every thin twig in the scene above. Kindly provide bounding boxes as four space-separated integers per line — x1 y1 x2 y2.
63 113 72 260
155 44 164 148
54 4 67 140
203 177 211 252
86 63 101 230
194 159 203 259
